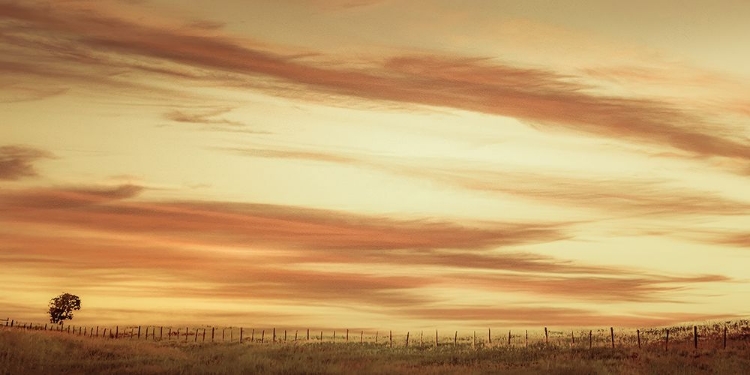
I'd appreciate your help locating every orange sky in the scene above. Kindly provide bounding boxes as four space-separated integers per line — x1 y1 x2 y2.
1 0 749 331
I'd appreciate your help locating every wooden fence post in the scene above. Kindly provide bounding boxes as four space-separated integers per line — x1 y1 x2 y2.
44 323 48 331
295 330 298 341
222 328 225 342
240 328 243 343
390 330 393 348
637 329 641 349
472 331 475 349
665 329 669 351
96 326 99 337
115 326 118 339
488 328 491 345
589 330 592 349
320 331 323 343
138 326 141 339
406 331 410 348
273 328 276 343
454 331 457 346
168 328 172 340
102 328 106 338
693 326 698 350
345 329 348 342
252 329 255 343
525 330 528 348
185 327 189 342
361 331 363 344
194 328 198 342
420 331 423 347
307 329 309 341
160 327 163 341
610 327 614 349
724 326 727 349
435 330 438 348
284 330 287 342
261 330 265 343
508 330 511 346
333 330 335 343
202 328 206 342
571 330 575 346
211 327 215 342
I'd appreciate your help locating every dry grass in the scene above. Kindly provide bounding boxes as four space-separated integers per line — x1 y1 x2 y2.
2 324 749 374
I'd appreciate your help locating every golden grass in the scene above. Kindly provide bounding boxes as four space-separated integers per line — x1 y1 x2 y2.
2 323 749 374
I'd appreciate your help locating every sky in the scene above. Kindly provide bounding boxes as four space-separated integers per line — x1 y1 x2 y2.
1 0 750 331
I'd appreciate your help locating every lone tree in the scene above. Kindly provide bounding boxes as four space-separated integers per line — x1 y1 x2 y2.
48 293 81 325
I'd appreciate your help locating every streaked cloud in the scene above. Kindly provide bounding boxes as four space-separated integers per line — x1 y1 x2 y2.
687 231 750 248
165 108 244 127
0 184 734 324
0 144 53 180
302 0 390 11
0 184 566 251
449 273 730 303
0 184 143 208
2 1 749 162
221 145 750 217
221 147 361 165
401 306 739 328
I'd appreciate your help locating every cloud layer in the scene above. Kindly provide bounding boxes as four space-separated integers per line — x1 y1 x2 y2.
0 144 52 180
0 184 734 326
2 1 749 162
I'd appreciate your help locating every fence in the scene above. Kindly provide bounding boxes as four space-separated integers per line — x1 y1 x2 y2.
2 317 748 351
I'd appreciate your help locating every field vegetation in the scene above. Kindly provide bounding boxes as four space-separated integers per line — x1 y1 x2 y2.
2 322 749 374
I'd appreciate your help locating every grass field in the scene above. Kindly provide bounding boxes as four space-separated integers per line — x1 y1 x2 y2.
2 324 750 374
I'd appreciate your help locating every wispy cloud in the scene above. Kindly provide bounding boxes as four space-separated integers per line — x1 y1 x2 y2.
0 184 565 251
302 0 390 11
687 231 750 248
0 184 143 208
221 147 361 165
407 166 750 218
2 1 748 162
0 144 53 180
165 108 244 127
0 184 734 322
400 306 739 327
221 145 750 217
448 273 730 303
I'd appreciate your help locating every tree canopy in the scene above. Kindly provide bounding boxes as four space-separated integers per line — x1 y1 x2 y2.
48 293 81 324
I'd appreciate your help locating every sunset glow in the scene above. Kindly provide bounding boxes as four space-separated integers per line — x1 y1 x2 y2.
2 0 749 331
